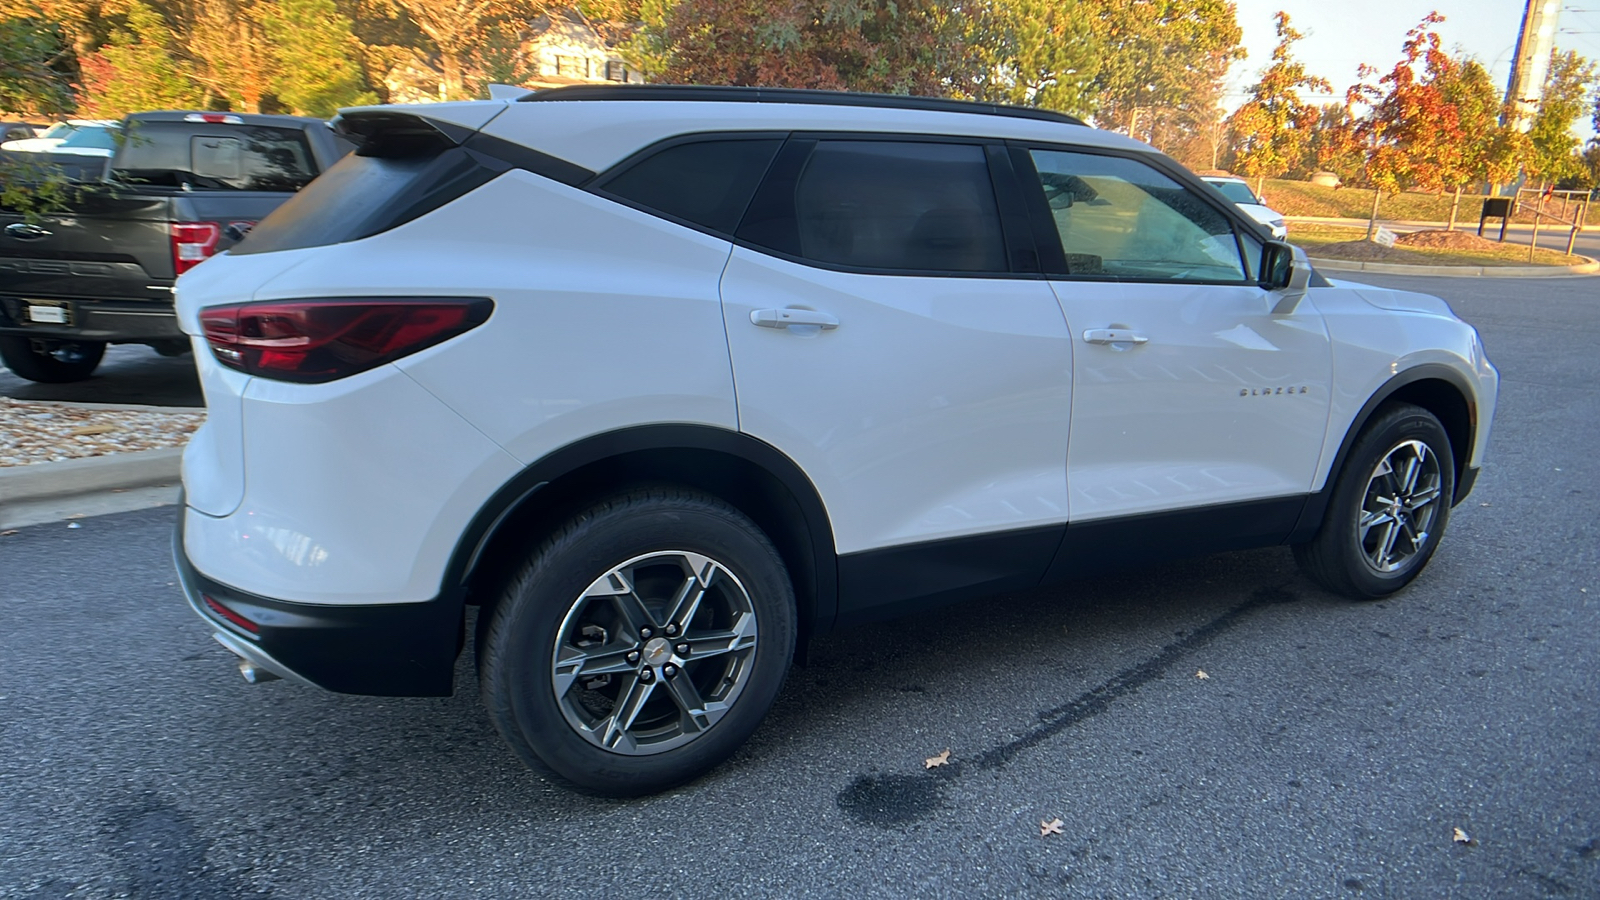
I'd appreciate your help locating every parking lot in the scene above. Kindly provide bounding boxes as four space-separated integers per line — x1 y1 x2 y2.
1 272 1596 898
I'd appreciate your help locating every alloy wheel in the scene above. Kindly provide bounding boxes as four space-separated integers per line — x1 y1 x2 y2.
1357 439 1444 574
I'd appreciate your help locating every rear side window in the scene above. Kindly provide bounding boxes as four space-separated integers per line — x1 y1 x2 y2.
745 140 1008 274
114 122 316 191
597 139 781 234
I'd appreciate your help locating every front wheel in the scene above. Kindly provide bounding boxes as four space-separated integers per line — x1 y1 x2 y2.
479 488 796 796
1294 403 1455 598
0 336 106 383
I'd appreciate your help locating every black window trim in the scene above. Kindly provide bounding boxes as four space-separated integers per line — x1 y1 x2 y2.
1007 139 1276 287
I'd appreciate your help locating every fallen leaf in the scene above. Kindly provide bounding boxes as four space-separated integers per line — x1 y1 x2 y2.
66 522 82 529
1196 670 1210 680
1453 827 1471 844
65 513 85 519
1040 818 1064 837
69 424 117 436
924 749 951 769
0 530 18 536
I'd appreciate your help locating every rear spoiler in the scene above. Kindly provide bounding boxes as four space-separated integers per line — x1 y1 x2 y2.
330 112 476 158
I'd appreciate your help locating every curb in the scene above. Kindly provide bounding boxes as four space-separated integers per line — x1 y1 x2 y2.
1309 255 1599 278
0 446 182 506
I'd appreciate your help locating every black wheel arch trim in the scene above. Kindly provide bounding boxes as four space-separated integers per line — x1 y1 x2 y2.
1291 363 1480 541
442 424 840 635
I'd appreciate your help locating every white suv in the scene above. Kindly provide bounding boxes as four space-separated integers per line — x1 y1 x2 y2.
173 85 1497 796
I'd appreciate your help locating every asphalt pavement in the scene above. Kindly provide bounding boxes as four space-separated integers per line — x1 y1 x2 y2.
1 273 1597 898
0 343 201 407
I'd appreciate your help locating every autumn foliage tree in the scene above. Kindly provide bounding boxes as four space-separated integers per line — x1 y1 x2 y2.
1226 11 1327 192
1525 49 1597 186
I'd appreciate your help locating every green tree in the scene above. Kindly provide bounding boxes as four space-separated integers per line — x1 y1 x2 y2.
1226 11 1328 192
0 14 75 114
264 0 376 115
1085 0 1244 142
76 0 204 116
1526 49 1597 185
962 0 1102 116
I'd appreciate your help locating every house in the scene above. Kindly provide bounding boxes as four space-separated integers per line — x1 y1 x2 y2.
518 9 645 89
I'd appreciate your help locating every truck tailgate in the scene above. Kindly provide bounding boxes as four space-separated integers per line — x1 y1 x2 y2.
0 189 176 301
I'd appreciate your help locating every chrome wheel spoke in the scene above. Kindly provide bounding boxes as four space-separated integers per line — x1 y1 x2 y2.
1404 484 1442 512
663 671 726 733
685 611 758 659
663 552 716 630
599 674 655 751
553 644 637 697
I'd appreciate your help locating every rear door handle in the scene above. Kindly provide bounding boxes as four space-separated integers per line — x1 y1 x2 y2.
751 308 839 330
1083 328 1148 345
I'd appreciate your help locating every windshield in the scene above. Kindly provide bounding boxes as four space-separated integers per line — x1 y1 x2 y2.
1208 180 1260 205
37 123 79 140
57 126 118 150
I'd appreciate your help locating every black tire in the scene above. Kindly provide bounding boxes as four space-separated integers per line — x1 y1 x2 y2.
1294 403 1455 598
479 487 796 796
0 335 106 383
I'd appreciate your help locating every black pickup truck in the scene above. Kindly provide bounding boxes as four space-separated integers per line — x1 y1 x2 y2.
0 111 352 382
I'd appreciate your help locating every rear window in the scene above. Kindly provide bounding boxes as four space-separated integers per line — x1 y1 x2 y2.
232 146 496 255
1208 180 1259 205
595 139 781 234
113 122 316 191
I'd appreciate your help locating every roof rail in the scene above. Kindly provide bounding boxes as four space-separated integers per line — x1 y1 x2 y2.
519 84 1088 128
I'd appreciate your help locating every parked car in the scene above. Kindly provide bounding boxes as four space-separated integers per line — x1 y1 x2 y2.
0 122 44 144
0 119 117 153
0 111 352 383
1201 174 1288 238
173 85 1497 797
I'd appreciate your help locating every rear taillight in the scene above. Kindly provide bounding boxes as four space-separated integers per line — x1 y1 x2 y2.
171 222 221 274
200 297 492 383
202 594 259 634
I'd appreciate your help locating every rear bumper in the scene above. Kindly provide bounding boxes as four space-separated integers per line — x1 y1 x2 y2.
0 295 182 341
172 508 463 697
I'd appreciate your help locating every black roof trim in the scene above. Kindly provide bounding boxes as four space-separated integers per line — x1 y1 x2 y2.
519 84 1088 128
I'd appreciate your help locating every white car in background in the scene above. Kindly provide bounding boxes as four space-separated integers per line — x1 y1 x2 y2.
1 120 119 156
1202 175 1288 239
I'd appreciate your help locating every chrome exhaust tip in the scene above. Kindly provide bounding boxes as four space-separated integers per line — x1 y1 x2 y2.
238 658 282 684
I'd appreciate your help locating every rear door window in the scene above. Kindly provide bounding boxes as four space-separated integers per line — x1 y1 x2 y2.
740 140 1010 274
114 122 317 191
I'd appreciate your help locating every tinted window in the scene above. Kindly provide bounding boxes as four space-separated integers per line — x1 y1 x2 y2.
1030 150 1247 281
113 122 316 191
786 141 1007 273
600 139 781 234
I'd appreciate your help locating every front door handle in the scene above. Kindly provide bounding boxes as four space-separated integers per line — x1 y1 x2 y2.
751 308 839 330
1083 328 1148 345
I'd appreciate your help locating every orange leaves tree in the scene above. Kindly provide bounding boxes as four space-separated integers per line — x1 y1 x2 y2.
1356 13 1464 196
1226 11 1327 192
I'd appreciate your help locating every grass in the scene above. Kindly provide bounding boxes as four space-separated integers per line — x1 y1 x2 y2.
1258 179 1600 228
1289 224 1588 268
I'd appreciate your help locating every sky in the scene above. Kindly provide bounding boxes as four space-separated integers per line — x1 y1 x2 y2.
1224 0 1600 138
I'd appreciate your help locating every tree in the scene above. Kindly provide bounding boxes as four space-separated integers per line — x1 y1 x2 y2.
1085 0 1244 143
1306 99 1365 182
1433 56 1526 225
962 0 1102 116
389 0 545 100
653 0 968 95
264 0 376 115
1226 11 1327 192
1359 14 1463 196
1526 49 1597 186
0 15 75 114
76 0 205 116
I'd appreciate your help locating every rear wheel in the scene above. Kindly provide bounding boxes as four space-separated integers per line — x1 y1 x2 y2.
479 487 796 796
0 336 106 383
1295 403 1454 598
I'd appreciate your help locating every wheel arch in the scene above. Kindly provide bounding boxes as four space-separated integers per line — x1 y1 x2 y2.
442 425 839 647
1292 364 1477 541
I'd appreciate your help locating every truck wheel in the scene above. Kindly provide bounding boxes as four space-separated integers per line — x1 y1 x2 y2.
0 336 106 383
1294 403 1454 598
479 487 796 797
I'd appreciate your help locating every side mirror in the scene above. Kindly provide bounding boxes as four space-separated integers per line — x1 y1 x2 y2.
1261 240 1311 314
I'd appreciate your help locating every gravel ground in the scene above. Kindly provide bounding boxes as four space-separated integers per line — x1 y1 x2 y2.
0 397 203 467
